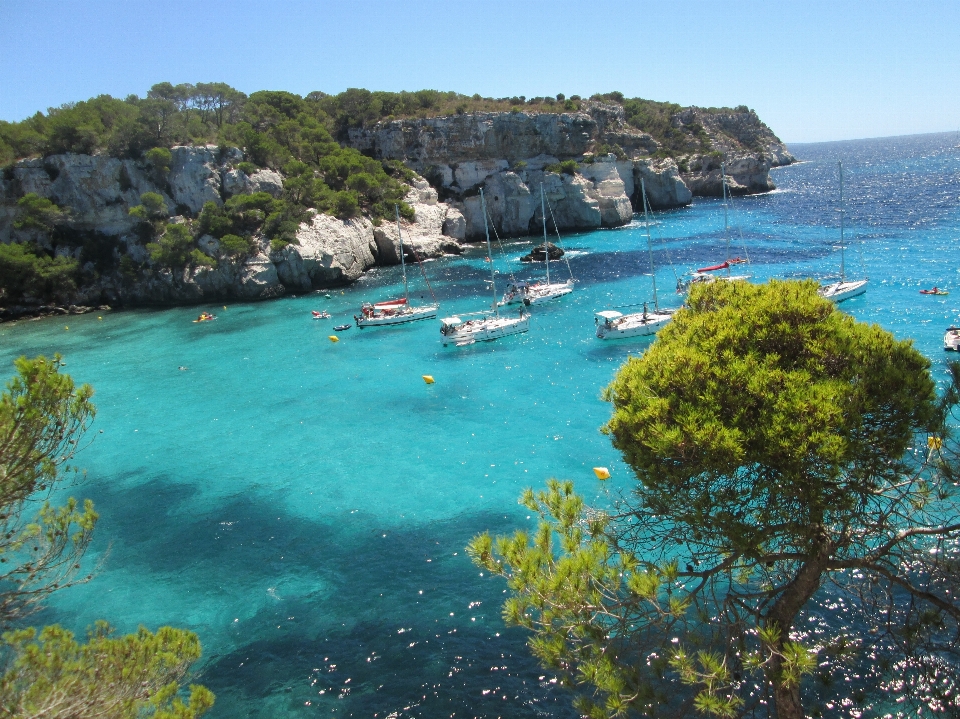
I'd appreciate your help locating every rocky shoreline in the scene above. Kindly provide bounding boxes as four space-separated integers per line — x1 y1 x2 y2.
0 103 794 321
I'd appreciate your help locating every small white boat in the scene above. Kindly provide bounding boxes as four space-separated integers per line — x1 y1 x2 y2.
440 310 530 346
356 297 438 326
596 177 675 341
499 184 574 306
677 269 751 294
818 279 867 302
356 208 439 327
817 160 868 303
442 188 530 346
500 279 574 306
945 327 960 351
595 306 672 339
677 165 752 295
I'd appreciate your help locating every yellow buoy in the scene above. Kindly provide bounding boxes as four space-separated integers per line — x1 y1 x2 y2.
64 326 69 330
223 306 227 310
422 375 435 384
928 435 943 450
593 467 611 480
98 316 102 320
328 335 339 342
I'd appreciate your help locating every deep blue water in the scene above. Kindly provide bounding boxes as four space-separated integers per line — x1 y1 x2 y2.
1 131 959 718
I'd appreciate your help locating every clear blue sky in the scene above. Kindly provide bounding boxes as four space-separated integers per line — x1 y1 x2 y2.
1 0 957 143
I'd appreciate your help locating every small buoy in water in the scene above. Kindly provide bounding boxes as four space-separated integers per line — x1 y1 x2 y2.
422 375 435 384
329 335 339 342
593 467 611 480
98 316 102 320
929 435 943 450
223 306 227 310
64 326 69 330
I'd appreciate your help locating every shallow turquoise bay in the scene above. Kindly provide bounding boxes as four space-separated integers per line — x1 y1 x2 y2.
2 133 959 717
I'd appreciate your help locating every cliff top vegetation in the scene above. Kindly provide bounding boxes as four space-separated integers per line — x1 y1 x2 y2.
0 83 765 169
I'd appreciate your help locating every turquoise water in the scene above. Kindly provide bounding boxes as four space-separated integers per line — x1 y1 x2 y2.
2 132 959 717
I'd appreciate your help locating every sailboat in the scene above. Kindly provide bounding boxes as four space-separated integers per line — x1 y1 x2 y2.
355 206 439 327
499 184 574 306
677 163 751 293
817 160 867 303
595 178 674 340
439 189 529 346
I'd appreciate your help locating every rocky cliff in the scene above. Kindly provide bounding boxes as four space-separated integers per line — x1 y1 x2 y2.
0 147 464 315
0 103 794 317
346 102 793 238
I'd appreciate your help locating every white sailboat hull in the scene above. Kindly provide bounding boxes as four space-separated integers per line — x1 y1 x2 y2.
596 311 672 339
818 279 867 303
500 281 574 306
945 328 960 351
525 282 573 304
356 305 438 327
440 314 530 346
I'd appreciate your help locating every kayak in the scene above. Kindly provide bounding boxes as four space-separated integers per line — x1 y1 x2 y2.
920 289 949 295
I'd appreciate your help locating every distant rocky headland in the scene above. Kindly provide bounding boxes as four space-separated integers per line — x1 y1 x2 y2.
0 86 794 319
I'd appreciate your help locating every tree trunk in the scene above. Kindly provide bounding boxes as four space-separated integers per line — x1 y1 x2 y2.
764 540 832 719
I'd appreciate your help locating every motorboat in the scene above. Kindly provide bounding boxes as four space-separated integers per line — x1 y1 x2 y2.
945 327 960 351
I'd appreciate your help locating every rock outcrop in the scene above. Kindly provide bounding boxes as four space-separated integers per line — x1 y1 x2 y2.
346 102 791 237
0 102 794 317
0 146 463 314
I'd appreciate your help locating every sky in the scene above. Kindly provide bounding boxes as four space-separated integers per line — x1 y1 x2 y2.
1 0 958 144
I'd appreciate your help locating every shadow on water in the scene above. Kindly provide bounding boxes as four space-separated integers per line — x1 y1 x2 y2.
48 477 581 719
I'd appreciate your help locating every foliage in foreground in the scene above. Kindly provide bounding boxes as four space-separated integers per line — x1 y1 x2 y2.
0 622 214 718
469 280 960 719
0 356 212 716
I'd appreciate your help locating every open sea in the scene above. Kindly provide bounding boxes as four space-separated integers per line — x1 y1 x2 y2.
2 131 960 718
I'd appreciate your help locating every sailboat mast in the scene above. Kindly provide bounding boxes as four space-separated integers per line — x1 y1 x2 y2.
480 189 498 314
641 178 658 309
540 183 550 286
838 160 845 282
394 205 409 301
721 163 731 277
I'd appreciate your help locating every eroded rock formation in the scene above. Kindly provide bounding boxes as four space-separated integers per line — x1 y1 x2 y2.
346 102 791 237
0 146 462 312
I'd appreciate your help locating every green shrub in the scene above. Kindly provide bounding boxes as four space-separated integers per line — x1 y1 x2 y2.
512 160 527 171
0 242 78 302
544 160 579 176
13 194 67 233
144 146 172 172
128 191 168 222
219 233 255 258
333 190 359 219
146 223 212 268
237 161 257 175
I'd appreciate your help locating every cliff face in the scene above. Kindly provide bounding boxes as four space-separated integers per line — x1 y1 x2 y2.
672 108 795 196
0 103 794 316
0 147 463 313
346 102 793 238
